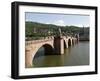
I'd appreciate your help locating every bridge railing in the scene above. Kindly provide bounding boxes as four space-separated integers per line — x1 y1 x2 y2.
25 35 78 45
25 36 54 45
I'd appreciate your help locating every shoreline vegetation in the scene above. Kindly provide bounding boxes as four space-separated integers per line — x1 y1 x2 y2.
25 21 89 41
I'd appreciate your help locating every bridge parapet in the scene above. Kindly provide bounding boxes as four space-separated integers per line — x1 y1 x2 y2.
45 36 54 39
26 36 54 45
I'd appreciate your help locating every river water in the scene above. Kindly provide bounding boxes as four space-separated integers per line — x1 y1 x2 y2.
33 41 89 67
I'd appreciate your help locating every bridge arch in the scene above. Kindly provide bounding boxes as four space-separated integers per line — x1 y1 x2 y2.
32 43 54 59
63 40 68 48
63 36 68 48
68 38 72 47
25 39 54 68
33 44 54 59
72 39 75 45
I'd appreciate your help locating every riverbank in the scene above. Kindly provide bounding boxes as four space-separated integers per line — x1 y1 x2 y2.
79 37 89 41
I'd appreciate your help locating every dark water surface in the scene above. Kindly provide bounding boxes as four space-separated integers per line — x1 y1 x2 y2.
33 42 89 67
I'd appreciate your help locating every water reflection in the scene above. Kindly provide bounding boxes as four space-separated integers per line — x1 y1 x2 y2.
33 42 89 67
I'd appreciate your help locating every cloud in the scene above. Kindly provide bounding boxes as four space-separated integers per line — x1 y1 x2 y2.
74 24 83 27
45 22 50 24
74 24 90 27
53 20 65 26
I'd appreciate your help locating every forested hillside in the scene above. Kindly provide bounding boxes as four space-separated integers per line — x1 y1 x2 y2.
25 21 89 40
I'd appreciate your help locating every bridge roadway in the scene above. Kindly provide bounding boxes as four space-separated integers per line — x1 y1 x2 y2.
25 36 79 68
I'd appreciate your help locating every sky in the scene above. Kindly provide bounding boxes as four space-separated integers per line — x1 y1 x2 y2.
25 12 90 27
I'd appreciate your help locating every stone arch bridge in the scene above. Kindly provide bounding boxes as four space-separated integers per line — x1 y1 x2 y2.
25 36 79 68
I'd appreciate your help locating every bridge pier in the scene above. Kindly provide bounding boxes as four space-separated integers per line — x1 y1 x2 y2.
54 36 64 54
25 47 33 68
75 34 79 43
